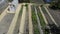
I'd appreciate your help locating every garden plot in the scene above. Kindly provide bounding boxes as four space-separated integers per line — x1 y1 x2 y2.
24 4 29 34
31 5 40 34
13 5 23 34
31 5 47 34
36 6 46 28
0 13 15 34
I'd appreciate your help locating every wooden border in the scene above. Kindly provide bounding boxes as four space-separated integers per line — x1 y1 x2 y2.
0 6 9 22
7 4 22 34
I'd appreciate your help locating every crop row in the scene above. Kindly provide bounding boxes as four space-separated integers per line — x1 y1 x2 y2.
32 9 40 34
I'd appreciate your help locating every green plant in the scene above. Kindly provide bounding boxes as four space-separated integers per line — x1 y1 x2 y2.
25 4 28 7
32 11 40 34
41 7 50 34
37 8 46 28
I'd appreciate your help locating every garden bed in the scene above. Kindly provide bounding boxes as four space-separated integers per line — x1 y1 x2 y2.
24 4 29 34
13 5 23 34
36 6 46 28
31 6 40 34
41 6 50 34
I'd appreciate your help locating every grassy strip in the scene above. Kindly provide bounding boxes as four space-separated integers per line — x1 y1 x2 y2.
36 7 46 28
25 4 28 10
41 7 49 34
37 6 49 34
41 7 47 14
32 8 40 34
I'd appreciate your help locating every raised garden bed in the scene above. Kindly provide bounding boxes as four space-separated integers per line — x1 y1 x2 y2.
13 5 23 34
31 6 40 34
36 6 46 28
41 6 50 34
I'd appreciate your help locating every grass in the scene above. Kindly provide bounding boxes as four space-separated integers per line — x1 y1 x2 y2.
41 6 47 14
32 10 40 34
41 7 49 34
38 12 46 28
36 7 46 28
37 6 49 34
